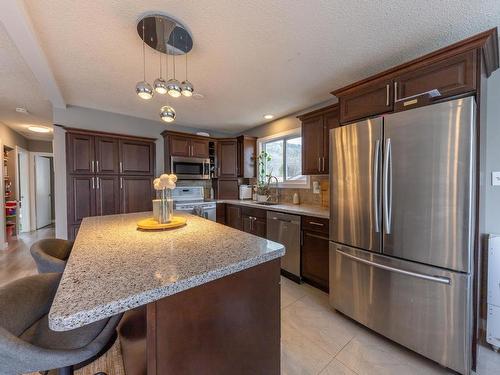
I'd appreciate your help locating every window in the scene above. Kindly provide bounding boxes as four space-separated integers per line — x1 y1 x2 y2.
257 129 309 188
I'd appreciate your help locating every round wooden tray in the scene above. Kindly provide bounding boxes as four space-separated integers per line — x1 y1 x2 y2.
137 216 187 230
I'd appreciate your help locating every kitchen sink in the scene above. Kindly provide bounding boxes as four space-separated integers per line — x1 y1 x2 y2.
256 202 279 206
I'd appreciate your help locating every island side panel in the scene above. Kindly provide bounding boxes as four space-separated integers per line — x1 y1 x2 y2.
147 259 281 375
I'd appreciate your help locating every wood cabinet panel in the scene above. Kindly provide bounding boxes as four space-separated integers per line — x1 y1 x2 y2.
68 175 96 224
217 179 238 200
226 204 242 230
242 207 267 238
95 136 119 174
120 176 154 214
96 176 120 216
169 135 191 157
301 216 329 235
322 108 340 174
394 50 477 111
217 140 238 178
339 78 393 124
301 115 324 175
191 139 210 158
301 230 329 292
67 133 94 174
237 136 256 178
120 140 155 175
216 203 226 224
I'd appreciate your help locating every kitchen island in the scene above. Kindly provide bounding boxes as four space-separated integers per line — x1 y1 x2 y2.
48 212 285 374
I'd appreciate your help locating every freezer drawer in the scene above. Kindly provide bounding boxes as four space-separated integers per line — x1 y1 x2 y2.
330 242 472 375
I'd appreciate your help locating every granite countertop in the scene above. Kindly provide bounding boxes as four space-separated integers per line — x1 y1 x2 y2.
48 212 285 332
217 200 329 219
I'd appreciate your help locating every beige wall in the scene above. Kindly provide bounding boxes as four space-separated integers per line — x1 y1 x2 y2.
28 140 53 153
0 122 28 149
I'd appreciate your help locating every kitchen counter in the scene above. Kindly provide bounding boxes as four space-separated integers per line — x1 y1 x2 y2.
48 211 284 332
217 199 329 219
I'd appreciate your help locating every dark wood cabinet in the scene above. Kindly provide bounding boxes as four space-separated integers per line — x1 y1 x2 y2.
217 179 239 199
120 176 154 214
301 216 330 292
169 135 191 157
96 175 120 216
226 204 242 230
66 128 156 240
237 136 256 178
191 139 210 158
217 140 238 178
299 104 339 175
216 203 226 224
67 133 95 174
338 78 393 124
169 135 209 158
394 50 476 111
119 140 155 175
241 207 267 238
95 137 119 174
68 175 96 224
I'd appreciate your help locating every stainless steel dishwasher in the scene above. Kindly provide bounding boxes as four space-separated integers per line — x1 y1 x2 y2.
266 211 301 282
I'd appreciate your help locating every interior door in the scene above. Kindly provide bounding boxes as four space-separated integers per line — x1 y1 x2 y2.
330 118 382 252
35 156 52 229
17 149 30 232
382 97 475 272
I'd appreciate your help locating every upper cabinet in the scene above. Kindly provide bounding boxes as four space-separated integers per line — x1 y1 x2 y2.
168 134 209 158
332 29 499 124
119 139 155 175
338 78 393 124
67 133 95 174
217 139 238 178
237 135 256 178
95 137 120 174
299 104 339 175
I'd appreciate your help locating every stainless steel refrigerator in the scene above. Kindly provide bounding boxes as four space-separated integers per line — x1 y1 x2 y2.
329 97 475 375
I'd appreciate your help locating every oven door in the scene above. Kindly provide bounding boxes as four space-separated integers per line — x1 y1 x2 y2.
171 157 210 180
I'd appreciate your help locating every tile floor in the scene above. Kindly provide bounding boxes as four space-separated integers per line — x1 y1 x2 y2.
3 228 499 374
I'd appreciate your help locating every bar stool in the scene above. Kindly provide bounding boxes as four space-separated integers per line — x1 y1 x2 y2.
30 238 74 273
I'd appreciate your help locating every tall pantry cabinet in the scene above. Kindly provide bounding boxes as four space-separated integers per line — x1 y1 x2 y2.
65 128 156 240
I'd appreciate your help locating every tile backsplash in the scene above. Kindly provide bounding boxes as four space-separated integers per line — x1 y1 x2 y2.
277 176 329 207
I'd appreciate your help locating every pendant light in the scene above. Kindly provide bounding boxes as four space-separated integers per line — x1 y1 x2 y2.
166 29 182 98
160 105 176 122
154 53 167 94
135 21 154 100
181 38 194 97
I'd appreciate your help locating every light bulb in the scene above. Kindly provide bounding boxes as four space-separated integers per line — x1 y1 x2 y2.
136 81 153 100
160 105 176 123
154 78 168 94
166 79 182 98
181 80 194 97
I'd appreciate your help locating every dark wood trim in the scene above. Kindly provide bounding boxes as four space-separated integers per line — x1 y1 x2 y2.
297 103 339 121
331 28 499 96
161 129 216 141
59 125 157 142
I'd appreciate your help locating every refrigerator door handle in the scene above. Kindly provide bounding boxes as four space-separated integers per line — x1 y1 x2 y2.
336 249 451 285
373 139 381 232
383 138 392 234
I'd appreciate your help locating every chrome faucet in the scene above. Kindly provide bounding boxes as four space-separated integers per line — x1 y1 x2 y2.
268 176 280 204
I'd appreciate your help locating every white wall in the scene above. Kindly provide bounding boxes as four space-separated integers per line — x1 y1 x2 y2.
485 70 500 235
52 105 229 239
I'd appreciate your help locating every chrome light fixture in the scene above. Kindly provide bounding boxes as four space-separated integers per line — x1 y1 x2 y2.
154 54 168 94
181 37 194 97
166 78 182 98
136 21 153 100
160 105 176 122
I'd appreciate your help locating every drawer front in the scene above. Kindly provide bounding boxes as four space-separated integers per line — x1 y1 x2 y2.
301 215 329 235
241 206 267 219
394 50 476 111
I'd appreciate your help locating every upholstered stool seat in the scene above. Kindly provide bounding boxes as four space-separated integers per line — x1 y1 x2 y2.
0 273 121 375
30 239 74 273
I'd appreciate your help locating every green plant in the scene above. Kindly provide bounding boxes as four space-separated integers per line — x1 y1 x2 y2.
257 150 271 187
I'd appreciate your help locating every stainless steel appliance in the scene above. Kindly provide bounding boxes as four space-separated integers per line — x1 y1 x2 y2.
239 184 253 200
329 97 475 375
171 156 210 180
172 186 216 221
267 211 301 281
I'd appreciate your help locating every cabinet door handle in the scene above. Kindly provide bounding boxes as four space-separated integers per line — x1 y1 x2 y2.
386 84 390 106
91 160 95 173
120 177 123 189
322 157 325 172
91 177 95 189
318 157 321 172
96 160 99 172
119 162 123 173
309 221 324 227
96 177 100 189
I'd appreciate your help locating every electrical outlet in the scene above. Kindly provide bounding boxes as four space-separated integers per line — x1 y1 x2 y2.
492 172 500 186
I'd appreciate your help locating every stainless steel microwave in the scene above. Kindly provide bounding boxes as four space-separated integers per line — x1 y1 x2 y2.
171 156 210 180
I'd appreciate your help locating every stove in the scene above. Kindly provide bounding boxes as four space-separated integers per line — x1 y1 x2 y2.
172 186 216 221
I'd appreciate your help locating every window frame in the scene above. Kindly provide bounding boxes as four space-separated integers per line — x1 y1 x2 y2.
257 128 310 189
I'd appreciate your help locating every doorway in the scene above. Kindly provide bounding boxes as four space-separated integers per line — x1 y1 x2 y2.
33 155 55 230
16 147 30 233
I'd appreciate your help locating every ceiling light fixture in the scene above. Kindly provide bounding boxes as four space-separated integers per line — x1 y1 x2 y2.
136 14 194 124
135 21 153 100
264 114 274 120
28 126 51 133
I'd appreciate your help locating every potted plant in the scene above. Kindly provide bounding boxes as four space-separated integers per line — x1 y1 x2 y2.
256 151 271 202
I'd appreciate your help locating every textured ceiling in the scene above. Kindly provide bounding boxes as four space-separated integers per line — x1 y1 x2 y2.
0 22 53 141
5 1 500 135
